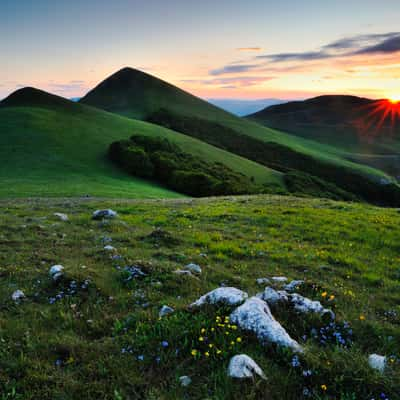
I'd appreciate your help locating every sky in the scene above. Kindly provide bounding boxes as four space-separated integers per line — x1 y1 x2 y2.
1 0 400 101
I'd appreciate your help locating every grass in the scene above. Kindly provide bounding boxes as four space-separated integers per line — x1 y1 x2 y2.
0 195 399 399
0 89 283 198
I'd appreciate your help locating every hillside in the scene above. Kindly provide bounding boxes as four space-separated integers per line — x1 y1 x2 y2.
0 88 284 198
1 195 399 399
80 68 400 205
248 96 400 177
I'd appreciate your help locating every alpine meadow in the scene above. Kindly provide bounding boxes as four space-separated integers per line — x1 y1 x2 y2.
1 1 400 399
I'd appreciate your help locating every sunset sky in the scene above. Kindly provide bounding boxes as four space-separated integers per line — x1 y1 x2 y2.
1 0 400 101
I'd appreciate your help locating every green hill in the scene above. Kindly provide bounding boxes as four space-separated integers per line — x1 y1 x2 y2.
80 68 400 205
0 88 283 198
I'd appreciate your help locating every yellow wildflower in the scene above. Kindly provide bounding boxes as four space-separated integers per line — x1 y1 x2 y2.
321 291 327 298
191 349 198 356
198 336 204 342
329 295 335 301
359 314 366 321
201 328 206 334
321 384 327 391
205 352 210 357
236 337 242 343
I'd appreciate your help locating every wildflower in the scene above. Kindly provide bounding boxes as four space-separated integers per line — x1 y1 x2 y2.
321 291 327 298
216 349 222 355
321 384 327 391
236 337 242 343
161 340 169 348
201 328 206 334
198 336 204 342
302 370 312 377
231 325 237 330
230 341 235 346
191 349 198 356
208 343 214 348
291 355 301 368
211 327 215 332
359 314 366 321
329 295 335 301
204 352 210 357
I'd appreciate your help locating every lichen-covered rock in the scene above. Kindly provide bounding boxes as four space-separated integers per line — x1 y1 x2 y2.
227 354 266 379
159 305 174 317
290 293 334 319
12 290 25 303
284 280 305 292
257 287 289 305
54 212 69 222
230 297 303 352
92 209 117 220
184 263 202 274
190 287 248 308
49 265 64 281
368 354 386 373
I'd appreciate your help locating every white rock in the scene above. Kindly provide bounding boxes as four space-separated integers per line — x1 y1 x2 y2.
271 276 288 283
92 209 117 220
174 269 194 277
368 354 386 373
230 297 302 352
49 265 64 281
290 293 334 319
159 305 174 317
190 287 248 308
54 213 69 221
284 280 305 292
227 354 266 379
103 245 116 252
12 290 25 302
257 287 289 305
184 263 202 274
179 375 192 386
256 278 271 285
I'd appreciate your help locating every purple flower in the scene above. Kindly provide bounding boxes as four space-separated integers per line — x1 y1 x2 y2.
161 340 169 348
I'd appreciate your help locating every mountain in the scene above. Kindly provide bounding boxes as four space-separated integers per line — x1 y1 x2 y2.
0 87 283 197
207 98 286 116
80 68 400 205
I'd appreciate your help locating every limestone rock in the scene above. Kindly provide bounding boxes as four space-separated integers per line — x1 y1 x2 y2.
190 287 248 308
368 354 386 373
227 354 265 379
49 265 64 281
184 263 202 274
12 290 25 303
92 209 117 220
159 305 174 317
54 213 69 222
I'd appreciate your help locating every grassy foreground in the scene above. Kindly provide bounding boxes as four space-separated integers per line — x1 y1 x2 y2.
0 195 399 399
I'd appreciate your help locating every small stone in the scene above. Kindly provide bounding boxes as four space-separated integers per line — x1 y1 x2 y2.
174 269 194 277
368 354 386 373
92 209 117 220
49 265 64 281
227 354 265 379
184 263 202 274
190 287 248 308
284 280 305 292
271 276 288 283
256 278 271 285
54 213 69 221
12 290 25 303
179 375 192 387
257 287 288 305
159 305 174 317
103 245 116 252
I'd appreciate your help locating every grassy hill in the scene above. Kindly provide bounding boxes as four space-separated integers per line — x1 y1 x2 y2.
80 68 400 205
0 88 284 198
248 95 400 177
0 195 399 399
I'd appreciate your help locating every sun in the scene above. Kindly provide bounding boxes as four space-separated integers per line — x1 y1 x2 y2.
388 95 400 103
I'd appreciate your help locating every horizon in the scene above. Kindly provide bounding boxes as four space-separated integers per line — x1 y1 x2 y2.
1 0 400 101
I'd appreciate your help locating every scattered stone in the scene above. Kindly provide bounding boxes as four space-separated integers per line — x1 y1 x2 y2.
49 265 64 281
230 297 303 352
190 287 248 308
54 213 69 222
174 269 194 277
227 354 266 379
284 280 305 292
12 290 25 303
184 263 202 274
256 278 271 285
123 266 147 281
159 305 174 317
103 245 116 252
92 209 117 220
179 375 192 387
368 354 386 373
290 293 335 319
271 276 288 283
257 287 288 305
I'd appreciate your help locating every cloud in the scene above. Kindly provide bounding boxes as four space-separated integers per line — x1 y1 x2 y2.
182 76 274 88
47 80 89 94
236 47 262 52
209 64 258 76
353 35 400 55
256 50 331 62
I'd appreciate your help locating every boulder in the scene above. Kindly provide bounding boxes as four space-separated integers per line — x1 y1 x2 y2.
49 265 64 281
290 293 335 319
368 354 386 373
92 209 117 220
257 287 288 305
230 297 302 352
227 354 265 379
190 287 248 308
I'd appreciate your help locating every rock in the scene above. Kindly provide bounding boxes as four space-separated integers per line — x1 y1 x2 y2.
184 263 202 274
271 276 288 283
49 265 64 281
230 297 303 352
173 269 194 277
284 280 305 292
159 305 174 317
368 354 386 373
190 287 248 308
256 278 270 285
257 287 288 305
227 354 266 379
54 213 68 221
179 375 192 387
290 293 335 319
103 245 116 252
92 209 117 220
12 290 25 302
